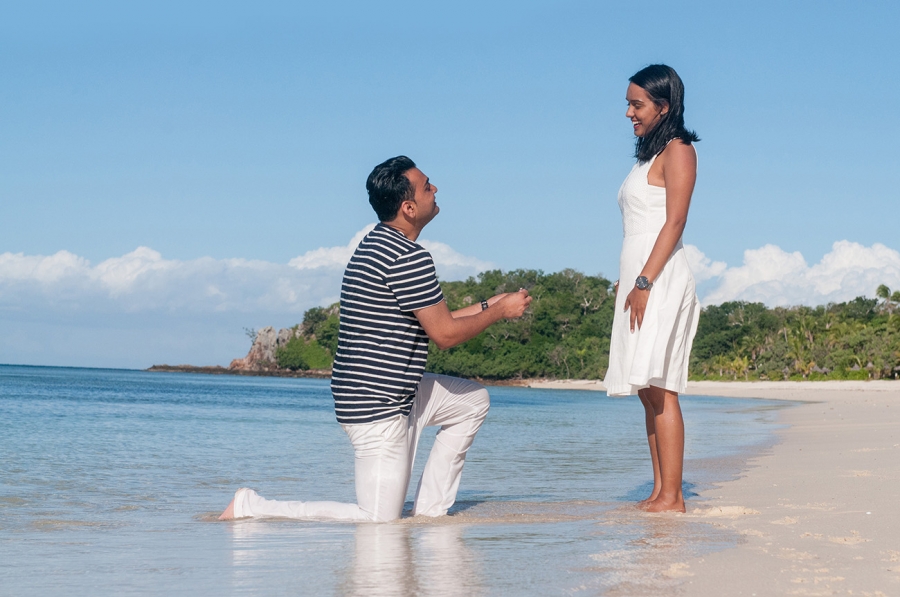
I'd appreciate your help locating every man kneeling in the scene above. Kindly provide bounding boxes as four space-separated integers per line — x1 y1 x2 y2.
220 156 531 522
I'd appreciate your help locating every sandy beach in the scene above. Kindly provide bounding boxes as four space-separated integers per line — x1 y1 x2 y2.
527 379 900 596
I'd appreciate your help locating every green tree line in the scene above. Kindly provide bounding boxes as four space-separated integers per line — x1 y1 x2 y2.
274 271 900 381
274 304 340 371
693 285 900 381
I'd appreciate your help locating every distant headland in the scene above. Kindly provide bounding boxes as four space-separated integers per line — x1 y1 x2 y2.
146 364 331 378
149 271 900 382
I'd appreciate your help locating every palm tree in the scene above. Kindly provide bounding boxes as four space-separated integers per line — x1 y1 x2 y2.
786 335 811 378
732 355 750 380
877 284 896 315
739 332 765 365
712 354 732 378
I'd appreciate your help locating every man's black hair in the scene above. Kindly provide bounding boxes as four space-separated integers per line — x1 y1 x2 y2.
366 156 416 222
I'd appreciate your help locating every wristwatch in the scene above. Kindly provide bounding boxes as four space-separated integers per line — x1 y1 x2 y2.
481 299 489 311
635 275 653 290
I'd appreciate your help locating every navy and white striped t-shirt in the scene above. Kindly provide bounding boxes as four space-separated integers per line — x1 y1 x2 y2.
331 223 445 425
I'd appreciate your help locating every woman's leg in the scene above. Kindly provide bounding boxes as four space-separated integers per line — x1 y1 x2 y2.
641 385 685 513
637 389 662 505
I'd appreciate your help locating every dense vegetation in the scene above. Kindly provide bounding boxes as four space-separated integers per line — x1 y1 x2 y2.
274 304 339 371
272 271 900 381
427 269 614 379
693 288 900 381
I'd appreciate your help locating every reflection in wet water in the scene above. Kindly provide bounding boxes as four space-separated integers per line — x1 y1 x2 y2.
343 525 420 597
225 520 484 597
342 524 482 597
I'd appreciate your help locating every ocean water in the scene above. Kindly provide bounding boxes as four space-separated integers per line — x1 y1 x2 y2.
0 365 788 596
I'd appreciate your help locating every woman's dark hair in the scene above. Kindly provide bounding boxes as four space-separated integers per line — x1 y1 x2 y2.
366 155 417 221
629 64 699 162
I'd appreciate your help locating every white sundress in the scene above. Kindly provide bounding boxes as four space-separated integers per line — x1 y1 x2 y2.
603 148 700 397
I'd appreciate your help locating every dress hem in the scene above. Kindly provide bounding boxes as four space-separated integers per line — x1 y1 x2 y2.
603 379 687 397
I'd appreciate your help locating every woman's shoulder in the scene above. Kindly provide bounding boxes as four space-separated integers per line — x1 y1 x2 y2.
662 137 696 154
659 138 697 168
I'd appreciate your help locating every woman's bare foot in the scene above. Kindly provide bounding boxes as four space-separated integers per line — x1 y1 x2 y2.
644 496 685 513
635 486 661 509
218 498 236 520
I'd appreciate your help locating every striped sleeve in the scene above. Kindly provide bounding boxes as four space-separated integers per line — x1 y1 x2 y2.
385 248 444 312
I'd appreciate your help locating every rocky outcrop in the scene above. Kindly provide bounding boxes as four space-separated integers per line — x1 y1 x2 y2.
277 327 294 348
229 326 303 371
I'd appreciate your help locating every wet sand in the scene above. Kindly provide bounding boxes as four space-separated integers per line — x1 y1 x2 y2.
527 380 900 595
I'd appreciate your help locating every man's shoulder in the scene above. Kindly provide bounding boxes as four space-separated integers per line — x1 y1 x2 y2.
355 224 428 264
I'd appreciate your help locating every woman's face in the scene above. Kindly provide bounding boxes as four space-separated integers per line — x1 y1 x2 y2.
625 82 668 138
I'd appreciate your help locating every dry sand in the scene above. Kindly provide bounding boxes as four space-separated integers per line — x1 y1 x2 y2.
525 379 900 596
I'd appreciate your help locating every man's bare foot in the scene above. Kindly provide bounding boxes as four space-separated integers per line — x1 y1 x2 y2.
218 498 236 520
644 497 685 513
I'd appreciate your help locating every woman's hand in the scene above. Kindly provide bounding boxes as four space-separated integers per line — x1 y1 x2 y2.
623 285 651 332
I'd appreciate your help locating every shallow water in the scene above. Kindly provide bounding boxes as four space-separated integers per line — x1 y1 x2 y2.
0 365 787 595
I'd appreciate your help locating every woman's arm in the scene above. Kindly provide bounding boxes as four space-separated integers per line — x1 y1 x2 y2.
623 140 697 332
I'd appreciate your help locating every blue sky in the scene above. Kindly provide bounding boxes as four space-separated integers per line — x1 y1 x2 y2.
2 1 899 368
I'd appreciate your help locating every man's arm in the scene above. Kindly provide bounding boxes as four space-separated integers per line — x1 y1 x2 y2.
447 293 511 319
414 290 531 350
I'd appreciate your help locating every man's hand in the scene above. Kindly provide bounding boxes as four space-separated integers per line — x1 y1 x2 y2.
492 289 532 319
623 285 650 332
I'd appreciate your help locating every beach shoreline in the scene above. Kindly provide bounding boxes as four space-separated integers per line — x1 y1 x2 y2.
530 379 900 595
521 377 899 398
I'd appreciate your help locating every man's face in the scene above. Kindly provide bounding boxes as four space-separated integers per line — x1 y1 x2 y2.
403 167 440 225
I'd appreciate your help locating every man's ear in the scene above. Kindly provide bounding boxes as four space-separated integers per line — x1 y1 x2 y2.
400 199 417 219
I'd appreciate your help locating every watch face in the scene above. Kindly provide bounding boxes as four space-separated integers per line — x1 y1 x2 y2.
636 276 650 290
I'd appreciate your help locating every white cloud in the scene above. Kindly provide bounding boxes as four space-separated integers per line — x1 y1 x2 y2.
0 226 494 316
694 241 900 306
91 247 177 295
288 224 376 270
683 244 727 283
288 223 495 281
0 228 496 368
0 249 91 283
419 239 495 281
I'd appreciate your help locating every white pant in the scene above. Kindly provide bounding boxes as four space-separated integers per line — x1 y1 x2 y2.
232 374 490 522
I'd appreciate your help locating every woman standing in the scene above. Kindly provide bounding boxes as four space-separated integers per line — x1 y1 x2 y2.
603 64 700 513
